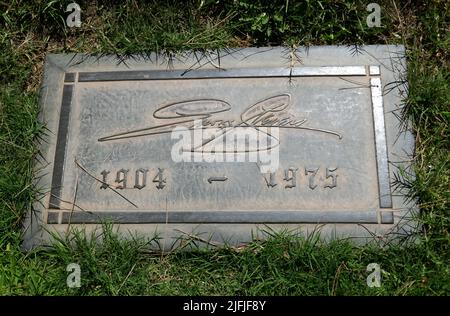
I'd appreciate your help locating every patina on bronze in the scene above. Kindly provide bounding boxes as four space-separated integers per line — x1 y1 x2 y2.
23 46 416 250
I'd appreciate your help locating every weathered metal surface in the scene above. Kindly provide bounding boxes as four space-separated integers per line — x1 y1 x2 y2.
23 46 416 250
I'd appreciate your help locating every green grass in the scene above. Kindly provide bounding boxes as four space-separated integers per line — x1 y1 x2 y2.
0 0 449 295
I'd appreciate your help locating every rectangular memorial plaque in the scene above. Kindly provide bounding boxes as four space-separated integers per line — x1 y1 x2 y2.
23 46 416 249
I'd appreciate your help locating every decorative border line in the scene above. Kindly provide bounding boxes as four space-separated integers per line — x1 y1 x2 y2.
370 77 392 208
47 210 394 224
64 72 75 82
77 66 368 82
49 84 73 209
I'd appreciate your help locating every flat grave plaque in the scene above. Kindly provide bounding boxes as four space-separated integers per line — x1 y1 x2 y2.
23 46 416 249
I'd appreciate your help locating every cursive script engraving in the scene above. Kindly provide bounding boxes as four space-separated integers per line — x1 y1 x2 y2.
98 94 342 154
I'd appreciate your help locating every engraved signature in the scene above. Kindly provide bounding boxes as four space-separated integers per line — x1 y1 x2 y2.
98 94 342 152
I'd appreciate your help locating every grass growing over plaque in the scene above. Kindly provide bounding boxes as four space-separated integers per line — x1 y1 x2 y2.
0 0 448 295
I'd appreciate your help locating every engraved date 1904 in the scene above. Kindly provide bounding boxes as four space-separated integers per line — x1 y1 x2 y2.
100 168 166 190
